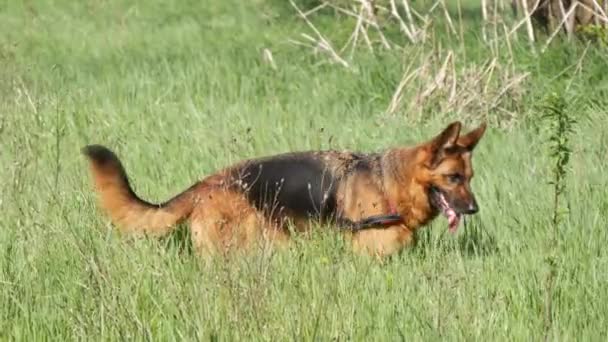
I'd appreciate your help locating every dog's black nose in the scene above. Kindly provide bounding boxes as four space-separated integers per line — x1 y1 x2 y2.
464 202 479 214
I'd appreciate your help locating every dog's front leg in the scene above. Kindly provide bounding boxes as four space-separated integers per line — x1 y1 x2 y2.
350 225 415 258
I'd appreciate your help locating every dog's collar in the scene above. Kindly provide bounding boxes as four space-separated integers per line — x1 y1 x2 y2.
341 199 404 231
348 213 404 230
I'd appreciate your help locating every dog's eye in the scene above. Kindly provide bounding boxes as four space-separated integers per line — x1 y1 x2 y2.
446 173 464 184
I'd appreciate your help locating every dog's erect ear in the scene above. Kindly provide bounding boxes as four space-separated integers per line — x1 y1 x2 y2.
426 121 462 167
430 121 462 153
457 122 487 151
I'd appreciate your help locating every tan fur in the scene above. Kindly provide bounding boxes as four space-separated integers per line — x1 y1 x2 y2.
86 156 199 237
188 187 289 257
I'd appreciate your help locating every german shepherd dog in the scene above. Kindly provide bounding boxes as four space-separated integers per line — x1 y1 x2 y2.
82 121 486 258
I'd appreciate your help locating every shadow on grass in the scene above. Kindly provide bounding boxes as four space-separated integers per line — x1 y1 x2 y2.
414 216 499 258
457 217 499 256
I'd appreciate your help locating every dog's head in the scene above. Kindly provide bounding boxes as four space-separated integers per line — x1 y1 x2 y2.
418 121 487 233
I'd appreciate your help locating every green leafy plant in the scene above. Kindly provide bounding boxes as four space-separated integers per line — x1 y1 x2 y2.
540 92 577 342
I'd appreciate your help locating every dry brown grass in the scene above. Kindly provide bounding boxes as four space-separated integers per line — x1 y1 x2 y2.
386 51 529 127
510 0 608 44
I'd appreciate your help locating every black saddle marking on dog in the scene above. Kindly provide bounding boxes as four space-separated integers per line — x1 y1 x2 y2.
233 153 338 220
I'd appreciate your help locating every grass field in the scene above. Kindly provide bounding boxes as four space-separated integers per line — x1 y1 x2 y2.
1 0 608 340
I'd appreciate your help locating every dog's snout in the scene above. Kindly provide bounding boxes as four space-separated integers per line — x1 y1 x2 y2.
464 201 479 214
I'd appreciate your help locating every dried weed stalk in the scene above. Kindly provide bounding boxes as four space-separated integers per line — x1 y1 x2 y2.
386 51 529 126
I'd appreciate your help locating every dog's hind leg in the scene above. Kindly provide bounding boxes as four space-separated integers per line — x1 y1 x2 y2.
188 188 289 257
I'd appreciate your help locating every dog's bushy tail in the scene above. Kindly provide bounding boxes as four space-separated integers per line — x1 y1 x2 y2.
82 145 197 237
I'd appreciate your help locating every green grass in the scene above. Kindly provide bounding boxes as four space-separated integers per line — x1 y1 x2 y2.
1 0 608 340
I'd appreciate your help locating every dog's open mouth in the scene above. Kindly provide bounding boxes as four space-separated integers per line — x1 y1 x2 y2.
430 187 462 233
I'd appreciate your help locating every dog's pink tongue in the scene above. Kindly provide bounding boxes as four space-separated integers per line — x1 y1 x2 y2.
447 209 461 233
